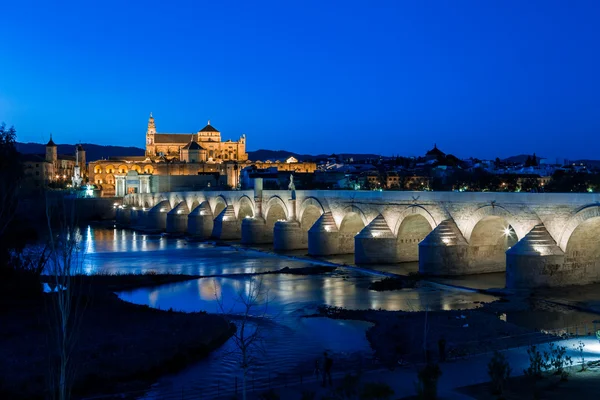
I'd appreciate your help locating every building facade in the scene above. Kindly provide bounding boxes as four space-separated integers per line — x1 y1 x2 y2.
21 137 87 189
88 114 316 197
145 113 247 162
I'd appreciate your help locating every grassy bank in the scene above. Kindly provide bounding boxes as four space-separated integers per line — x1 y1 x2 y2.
458 361 600 399
0 278 234 400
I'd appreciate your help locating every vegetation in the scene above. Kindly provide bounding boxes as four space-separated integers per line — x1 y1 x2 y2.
359 382 394 399
574 340 587 371
215 277 272 400
524 343 572 380
487 351 511 395
416 362 442 400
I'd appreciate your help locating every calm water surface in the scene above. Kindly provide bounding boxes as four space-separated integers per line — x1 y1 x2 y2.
83 226 498 398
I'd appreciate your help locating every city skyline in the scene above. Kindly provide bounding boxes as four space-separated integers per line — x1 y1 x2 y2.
1 1 599 160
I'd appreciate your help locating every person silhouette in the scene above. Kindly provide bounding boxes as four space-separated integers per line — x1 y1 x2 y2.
322 351 333 387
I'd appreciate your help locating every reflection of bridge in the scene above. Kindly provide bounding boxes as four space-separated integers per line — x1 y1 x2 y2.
120 182 600 289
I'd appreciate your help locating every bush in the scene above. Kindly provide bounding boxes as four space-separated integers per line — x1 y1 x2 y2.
360 382 394 399
487 351 511 394
544 343 572 379
524 345 546 378
573 341 587 371
335 373 361 399
300 390 316 400
416 362 442 400
259 388 279 400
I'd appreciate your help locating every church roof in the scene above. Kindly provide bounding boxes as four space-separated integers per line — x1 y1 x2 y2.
154 133 193 144
182 141 204 150
76 144 84 151
426 144 445 157
46 136 56 147
199 123 219 133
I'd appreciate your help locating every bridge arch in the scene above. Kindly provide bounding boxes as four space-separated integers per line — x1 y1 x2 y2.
236 195 255 219
298 197 326 222
191 200 213 216
299 197 326 231
337 206 368 253
210 195 228 217
560 206 600 279
264 196 289 227
187 197 201 214
463 205 522 243
465 205 520 272
558 205 600 252
394 206 437 262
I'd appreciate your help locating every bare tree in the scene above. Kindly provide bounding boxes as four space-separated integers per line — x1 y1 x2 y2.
215 277 272 400
45 195 87 400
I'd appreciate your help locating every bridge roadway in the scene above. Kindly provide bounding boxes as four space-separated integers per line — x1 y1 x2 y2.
118 182 600 289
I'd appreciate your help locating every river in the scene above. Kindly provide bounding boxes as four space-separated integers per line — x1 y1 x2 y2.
82 226 499 398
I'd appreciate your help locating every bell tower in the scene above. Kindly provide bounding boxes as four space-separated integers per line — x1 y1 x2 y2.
146 112 156 157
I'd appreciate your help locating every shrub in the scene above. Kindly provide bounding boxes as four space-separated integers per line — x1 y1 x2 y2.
300 391 316 400
544 343 572 378
524 345 546 378
360 382 394 399
335 373 361 399
573 341 587 371
259 388 279 400
488 351 511 394
416 362 442 400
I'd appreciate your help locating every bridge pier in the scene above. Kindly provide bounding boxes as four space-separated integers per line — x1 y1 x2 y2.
134 209 148 230
273 220 305 251
146 201 171 231
506 225 566 288
187 204 213 238
166 202 189 234
308 212 340 256
130 208 140 226
241 217 272 244
212 205 241 240
419 219 469 275
116 206 131 226
355 215 398 264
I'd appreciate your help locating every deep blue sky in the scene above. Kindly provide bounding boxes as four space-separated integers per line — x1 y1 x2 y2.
1 1 599 160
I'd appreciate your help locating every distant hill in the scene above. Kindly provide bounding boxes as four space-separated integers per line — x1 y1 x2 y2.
16 142 145 162
248 149 382 162
17 142 386 163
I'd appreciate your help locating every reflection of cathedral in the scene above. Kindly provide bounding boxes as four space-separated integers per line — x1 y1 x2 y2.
88 114 316 197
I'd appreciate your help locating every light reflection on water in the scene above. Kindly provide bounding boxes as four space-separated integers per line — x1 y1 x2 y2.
85 226 497 397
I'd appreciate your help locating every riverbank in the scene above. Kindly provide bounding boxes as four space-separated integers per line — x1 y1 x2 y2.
0 280 234 400
311 302 547 368
457 360 600 399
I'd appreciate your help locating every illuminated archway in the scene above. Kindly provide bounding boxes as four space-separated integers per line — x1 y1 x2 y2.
338 212 366 253
237 196 254 219
469 216 517 271
564 216 600 281
396 214 434 262
265 199 288 229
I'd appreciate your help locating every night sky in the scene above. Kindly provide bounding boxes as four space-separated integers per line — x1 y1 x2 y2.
1 0 598 160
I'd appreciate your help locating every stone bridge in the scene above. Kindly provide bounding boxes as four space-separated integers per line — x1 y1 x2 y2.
118 183 600 289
